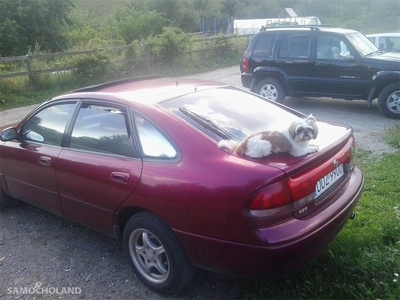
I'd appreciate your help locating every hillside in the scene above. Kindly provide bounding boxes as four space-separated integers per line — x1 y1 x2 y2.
72 0 130 20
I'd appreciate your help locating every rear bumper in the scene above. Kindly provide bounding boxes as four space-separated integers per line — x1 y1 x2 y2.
241 73 253 89
175 166 364 278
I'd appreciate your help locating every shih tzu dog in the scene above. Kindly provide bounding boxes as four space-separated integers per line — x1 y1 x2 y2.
218 114 319 158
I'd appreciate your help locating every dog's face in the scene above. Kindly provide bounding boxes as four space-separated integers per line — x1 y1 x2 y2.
289 115 319 142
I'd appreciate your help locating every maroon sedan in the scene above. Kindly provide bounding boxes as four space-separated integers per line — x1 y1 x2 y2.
0 77 363 294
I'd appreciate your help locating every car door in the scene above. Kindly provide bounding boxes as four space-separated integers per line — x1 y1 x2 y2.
311 34 371 98
0 101 78 215
56 101 142 235
274 33 314 95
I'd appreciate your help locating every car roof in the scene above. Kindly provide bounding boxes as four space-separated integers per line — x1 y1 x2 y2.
256 25 359 35
52 77 228 106
366 32 400 37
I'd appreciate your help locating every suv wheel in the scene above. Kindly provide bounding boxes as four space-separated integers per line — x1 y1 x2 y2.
378 83 400 119
255 78 286 103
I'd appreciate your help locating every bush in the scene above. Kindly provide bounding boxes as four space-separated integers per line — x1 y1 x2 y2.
214 34 235 59
158 27 190 57
142 36 162 57
125 40 141 59
66 26 125 50
71 52 114 80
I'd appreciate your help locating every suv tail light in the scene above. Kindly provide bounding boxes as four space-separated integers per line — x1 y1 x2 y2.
241 58 249 73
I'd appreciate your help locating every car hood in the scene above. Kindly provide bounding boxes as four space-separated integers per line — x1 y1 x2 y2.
365 51 400 62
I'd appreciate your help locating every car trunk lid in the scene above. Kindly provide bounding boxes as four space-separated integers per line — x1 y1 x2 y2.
253 121 355 219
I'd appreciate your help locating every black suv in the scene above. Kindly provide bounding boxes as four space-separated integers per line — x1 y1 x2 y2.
240 26 400 119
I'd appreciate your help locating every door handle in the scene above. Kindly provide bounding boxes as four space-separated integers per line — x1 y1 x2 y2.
38 156 51 166
110 172 130 184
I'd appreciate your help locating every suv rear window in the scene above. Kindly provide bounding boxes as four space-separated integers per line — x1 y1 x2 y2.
252 34 276 57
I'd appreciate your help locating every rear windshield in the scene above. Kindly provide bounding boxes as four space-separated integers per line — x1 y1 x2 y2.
160 87 301 141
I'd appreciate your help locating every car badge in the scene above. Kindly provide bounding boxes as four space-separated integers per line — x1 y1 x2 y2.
333 159 339 168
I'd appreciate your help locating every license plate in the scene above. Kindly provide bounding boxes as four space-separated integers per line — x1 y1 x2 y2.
315 164 344 199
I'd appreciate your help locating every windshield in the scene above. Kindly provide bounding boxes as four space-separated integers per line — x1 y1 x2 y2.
160 87 302 141
346 32 378 56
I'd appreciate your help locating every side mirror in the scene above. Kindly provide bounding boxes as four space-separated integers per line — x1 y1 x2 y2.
0 128 18 141
24 130 45 143
342 54 355 60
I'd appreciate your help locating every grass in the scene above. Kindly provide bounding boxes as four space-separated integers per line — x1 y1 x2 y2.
0 87 68 111
243 124 400 299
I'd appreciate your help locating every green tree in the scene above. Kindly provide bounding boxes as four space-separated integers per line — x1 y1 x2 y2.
143 0 200 32
0 0 74 56
106 4 170 44
367 0 400 32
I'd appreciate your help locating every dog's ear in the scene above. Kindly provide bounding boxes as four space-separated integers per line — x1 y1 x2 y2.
304 114 318 139
312 123 319 139
305 114 316 124
288 120 299 139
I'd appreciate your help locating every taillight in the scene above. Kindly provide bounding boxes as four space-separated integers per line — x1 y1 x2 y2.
245 137 355 224
245 180 292 221
242 58 249 73
289 174 315 201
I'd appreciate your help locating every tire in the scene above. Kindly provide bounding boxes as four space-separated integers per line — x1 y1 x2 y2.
255 77 286 103
123 211 195 294
378 83 400 119
0 189 21 210
0 191 5 210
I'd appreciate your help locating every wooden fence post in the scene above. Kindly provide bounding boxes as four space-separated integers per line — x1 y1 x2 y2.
26 55 34 87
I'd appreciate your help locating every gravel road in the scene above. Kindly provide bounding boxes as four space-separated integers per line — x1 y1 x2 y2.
0 66 398 300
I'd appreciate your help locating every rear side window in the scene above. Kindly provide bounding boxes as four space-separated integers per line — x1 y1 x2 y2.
70 104 130 156
252 34 276 57
279 34 311 58
134 113 177 159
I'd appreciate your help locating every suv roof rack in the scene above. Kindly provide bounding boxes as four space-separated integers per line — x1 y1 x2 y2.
259 25 325 32
70 75 161 93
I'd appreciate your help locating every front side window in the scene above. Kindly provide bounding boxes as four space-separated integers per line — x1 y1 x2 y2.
70 104 130 156
21 102 77 146
317 35 352 59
